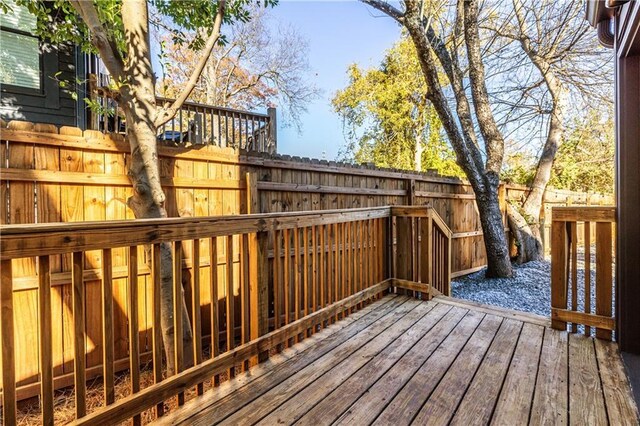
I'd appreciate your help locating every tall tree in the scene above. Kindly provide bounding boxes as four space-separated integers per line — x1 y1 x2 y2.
363 0 514 277
12 0 275 373
332 37 463 176
158 5 318 128
483 0 611 262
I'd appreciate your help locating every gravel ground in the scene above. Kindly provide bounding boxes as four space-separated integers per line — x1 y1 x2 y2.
451 246 614 323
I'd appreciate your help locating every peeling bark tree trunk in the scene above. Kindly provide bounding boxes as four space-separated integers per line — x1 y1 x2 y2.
120 1 194 375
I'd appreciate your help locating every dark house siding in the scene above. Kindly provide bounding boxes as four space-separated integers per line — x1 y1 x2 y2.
1 41 84 128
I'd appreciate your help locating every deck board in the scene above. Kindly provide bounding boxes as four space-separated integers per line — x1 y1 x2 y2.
155 294 639 426
222 299 427 425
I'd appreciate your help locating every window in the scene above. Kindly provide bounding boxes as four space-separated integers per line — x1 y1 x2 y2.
0 0 41 90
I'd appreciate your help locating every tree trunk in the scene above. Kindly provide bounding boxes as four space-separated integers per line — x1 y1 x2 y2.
475 185 514 277
507 97 563 262
124 106 195 374
414 139 423 172
507 204 543 264
120 0 193 374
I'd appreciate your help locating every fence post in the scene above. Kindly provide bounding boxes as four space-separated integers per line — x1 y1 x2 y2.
1 260 16 425
267 107 277 155
595 222 613 340
551 217 568 330
246 172 259 215
406 179 416 206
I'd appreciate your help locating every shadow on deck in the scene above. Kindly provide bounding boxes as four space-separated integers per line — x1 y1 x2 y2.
154 294 639 426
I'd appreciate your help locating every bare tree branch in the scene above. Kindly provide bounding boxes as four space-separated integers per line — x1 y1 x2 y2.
155 0 226 127
69 0 125 79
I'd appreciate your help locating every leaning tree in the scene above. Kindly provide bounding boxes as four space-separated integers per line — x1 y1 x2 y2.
11 0 276 373
362 0 610 273
363 0 514 277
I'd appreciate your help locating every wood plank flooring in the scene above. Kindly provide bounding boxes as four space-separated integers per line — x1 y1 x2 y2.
155 294 639 426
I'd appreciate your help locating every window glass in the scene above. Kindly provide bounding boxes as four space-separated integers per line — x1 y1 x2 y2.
0 0 41 90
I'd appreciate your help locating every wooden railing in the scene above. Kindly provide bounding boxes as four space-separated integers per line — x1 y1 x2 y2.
391 206 453 297
0 206 450 424
90 81 277 154
551 206 616 340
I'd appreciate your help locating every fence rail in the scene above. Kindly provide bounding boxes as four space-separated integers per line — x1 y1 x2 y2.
551 206 616 340
0 205 450 424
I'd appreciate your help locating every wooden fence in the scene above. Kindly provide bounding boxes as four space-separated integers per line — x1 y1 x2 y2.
550 207 616 340
1 206 449 424
0 122 612 400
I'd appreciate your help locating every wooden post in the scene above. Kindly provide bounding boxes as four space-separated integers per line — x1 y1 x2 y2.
245 172 259 215
551 219 568 330
406 179 416 206
1 260 16 426
267 107 277 154
249 230 269 357
595 222 613 340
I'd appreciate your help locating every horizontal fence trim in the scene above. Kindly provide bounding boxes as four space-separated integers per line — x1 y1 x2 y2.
451 228 510 239
391 278 432 295
551 308 615 330
414 191 476 199
0 168 246 190
71 280 392 426
1 207 392 259
0 129 472 186
552 207 616 222
450 265 486 278
257 181 407 196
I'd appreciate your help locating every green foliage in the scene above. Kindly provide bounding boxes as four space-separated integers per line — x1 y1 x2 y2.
502 109 615 194
550 110 614 193
333 36 463 177
501 152 535 186
4 0 276 69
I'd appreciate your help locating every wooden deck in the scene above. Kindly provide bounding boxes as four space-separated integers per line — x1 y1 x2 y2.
156 294 638 426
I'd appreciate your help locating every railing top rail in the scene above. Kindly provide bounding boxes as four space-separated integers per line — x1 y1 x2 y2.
0 206 391 260
390 206 453 238
155 96 270 119
552 206 616 223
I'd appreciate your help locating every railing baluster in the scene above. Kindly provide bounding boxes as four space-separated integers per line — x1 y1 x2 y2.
294 227 301 341
596 221 613 340
319 225 325 319
225 235 235 377
151 244 164 417
584 222 591 336
1 259 16 426
283 228 291 334
241 233 250 369
210 237 220 386
551 219 569 331
101 249 115 407
128 246 141 425
311 225 317 329
173 242 185 404
274 229 282 330
303 227 309 332
192 239 204 395
38 255 54 426
570 222 578 333
72 251 86 418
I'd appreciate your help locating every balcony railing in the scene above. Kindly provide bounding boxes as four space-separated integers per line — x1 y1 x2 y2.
551 206 616 339
89 76 277 154
0 206 451 424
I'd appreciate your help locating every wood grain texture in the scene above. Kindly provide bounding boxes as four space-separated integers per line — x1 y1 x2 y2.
569 334 607 425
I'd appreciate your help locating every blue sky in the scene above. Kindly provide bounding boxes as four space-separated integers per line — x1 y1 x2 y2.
267 1 401 160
